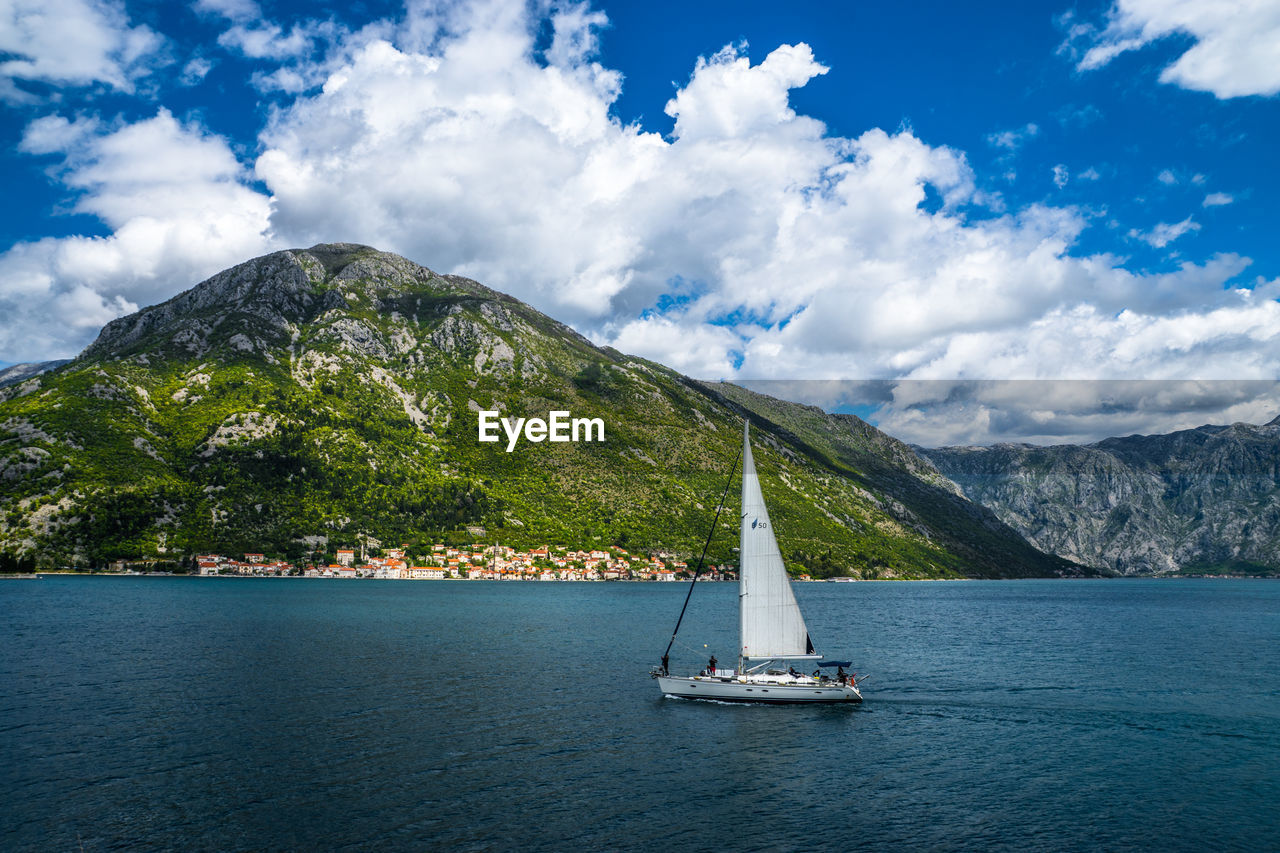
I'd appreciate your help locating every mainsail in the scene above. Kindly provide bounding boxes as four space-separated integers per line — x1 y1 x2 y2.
738 421 818 660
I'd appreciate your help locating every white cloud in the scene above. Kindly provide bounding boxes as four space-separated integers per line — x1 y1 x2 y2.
218 21 320 61
257 19 992 357
181 56 214 85
1156 168 1177 185
251 66 312 93
19 113 102 154
732 242 1256 382
1052 164 1069 188
1071 0 1280 98
734 378 1280 445
1128 216 1200 247
255 28 639 318
608 316 744 378
900 292 1279 383
0 109 272 360
663 42 829 140
192 0 260 23
1078 167 1101 181
0 0 163 101
545 2 608 68
1203 191 1234 207
986 122 1039 152
6 0 1278 400
872 379 1280 446
194 0 356 92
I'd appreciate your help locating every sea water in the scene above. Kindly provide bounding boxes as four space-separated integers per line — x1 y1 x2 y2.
1 576 1276 851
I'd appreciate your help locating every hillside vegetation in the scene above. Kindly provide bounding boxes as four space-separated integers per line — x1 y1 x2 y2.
0 244 1084 578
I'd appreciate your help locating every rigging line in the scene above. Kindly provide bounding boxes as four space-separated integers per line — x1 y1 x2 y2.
671 637 713 658
661 437 744 672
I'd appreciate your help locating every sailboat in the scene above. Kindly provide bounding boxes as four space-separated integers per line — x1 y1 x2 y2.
654 420 863 703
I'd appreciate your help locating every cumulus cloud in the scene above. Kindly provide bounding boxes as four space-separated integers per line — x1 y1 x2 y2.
663 42 829 140
6 0 1280 420
876 379 1280 445
1068 0 1280 98
181 56 215 85
255 25 639 318
192 0 260 24
1128 216 1200 248
732 245 1260 381
737 379 1280 445
1203 191 1234 207
986 122 1039 152
900 286 1277 382
0 0 163 101
193 0 356 92
0 109 272 360
19 113 102 154
609 316 744 378
218 19 353 66
218 22 315 60
255 16 987 363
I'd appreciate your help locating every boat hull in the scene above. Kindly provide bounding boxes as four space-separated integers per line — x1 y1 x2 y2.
656 675 861 704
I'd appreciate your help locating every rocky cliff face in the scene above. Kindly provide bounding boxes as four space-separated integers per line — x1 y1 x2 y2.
921 419 1280 574
0 244 1082 578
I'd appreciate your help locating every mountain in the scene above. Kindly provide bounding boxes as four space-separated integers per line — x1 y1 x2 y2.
0 359 70 388
0 243 1084 578
921 421 1280 575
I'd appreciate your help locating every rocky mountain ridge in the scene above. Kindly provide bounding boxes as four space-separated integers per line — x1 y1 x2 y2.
921 419 1280 575
0 360 70 388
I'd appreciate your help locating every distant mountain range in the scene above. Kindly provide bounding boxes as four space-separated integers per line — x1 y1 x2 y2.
921 418 1280 575
0 244 1081 578
0 359 69 388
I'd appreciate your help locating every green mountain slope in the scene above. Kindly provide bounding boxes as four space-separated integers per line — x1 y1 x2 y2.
0 244 1086 578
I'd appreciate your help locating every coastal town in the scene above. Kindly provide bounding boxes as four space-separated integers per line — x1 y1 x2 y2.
188 543 748 582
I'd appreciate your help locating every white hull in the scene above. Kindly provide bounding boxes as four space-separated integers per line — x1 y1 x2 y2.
657 675 861 704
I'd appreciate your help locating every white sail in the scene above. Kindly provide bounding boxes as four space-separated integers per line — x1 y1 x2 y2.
738 420 818 660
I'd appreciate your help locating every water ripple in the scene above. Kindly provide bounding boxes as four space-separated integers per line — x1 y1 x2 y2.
1 577 1277 851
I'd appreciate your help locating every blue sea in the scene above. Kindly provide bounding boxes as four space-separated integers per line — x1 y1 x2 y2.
2 576 1277 851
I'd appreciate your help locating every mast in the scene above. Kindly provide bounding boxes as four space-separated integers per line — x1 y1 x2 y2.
738 419 818 662
658 435 743 675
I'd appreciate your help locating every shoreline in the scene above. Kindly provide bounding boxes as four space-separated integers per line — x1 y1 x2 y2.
17 572 1276 582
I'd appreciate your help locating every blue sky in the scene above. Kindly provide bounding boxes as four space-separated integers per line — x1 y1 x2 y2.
2 0 1279 442
602 1 1276 269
